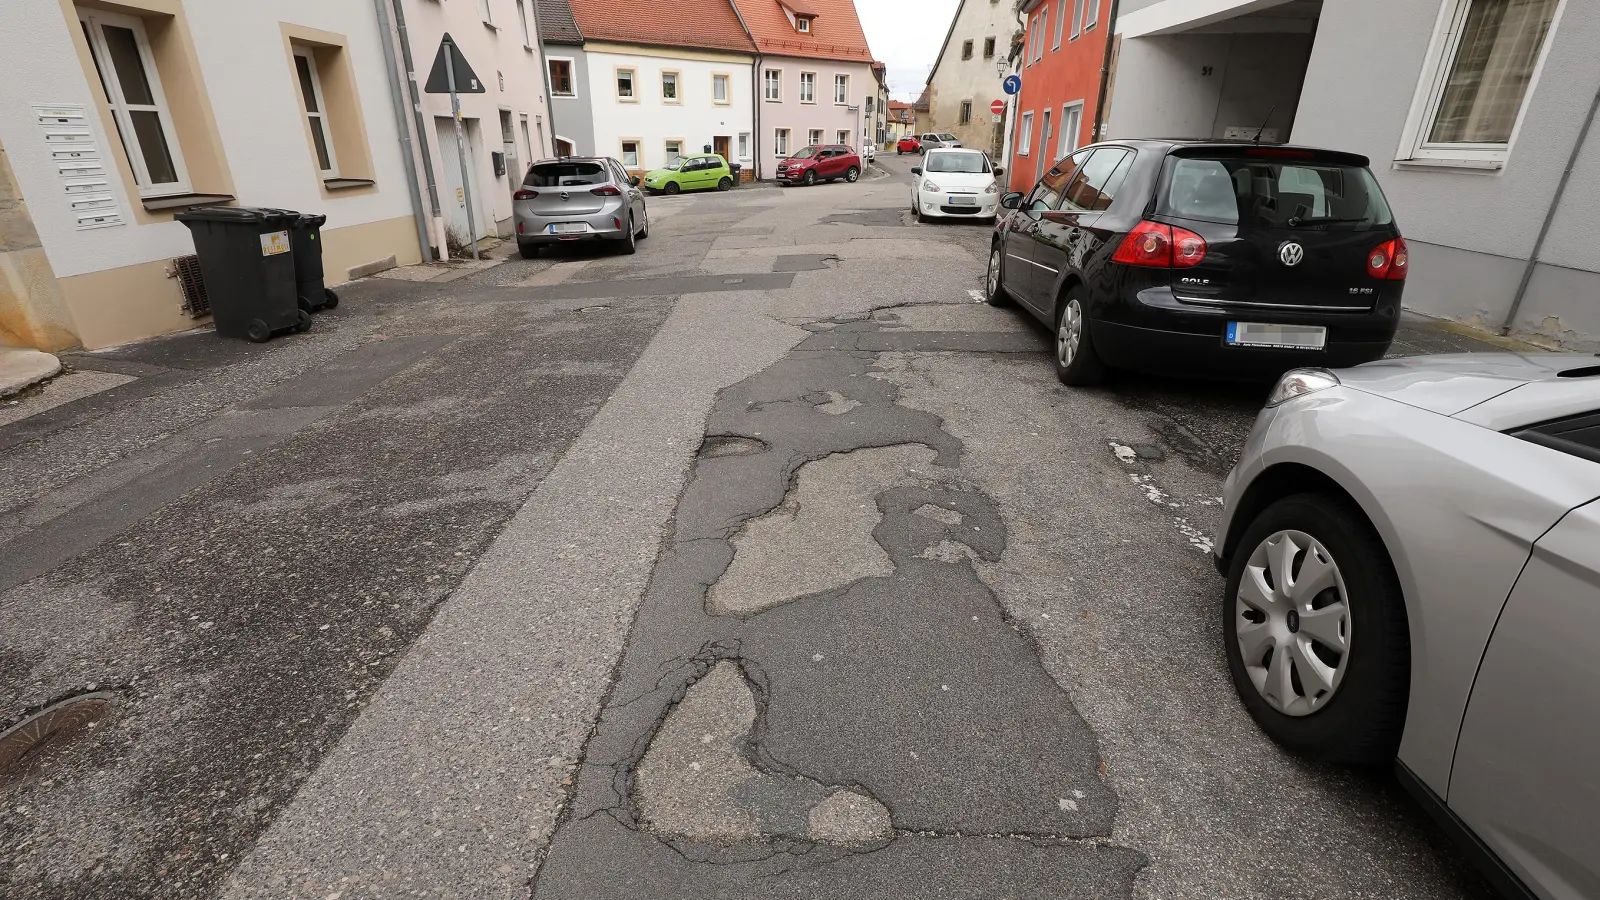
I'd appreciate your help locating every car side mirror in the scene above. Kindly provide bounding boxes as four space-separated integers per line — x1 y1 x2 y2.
992 167 1004 177
630 176 641 187
1000 192 1023 210
911 166 922 175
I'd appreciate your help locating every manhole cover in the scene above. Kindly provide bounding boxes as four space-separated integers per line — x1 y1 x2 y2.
0 692 118 787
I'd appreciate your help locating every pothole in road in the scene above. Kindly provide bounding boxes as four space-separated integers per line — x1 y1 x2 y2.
699 435 771 458
577 305 611 312
0 692 120 788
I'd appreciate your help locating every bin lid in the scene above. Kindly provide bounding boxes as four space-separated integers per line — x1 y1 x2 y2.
297 213 328 228
174 206 295 226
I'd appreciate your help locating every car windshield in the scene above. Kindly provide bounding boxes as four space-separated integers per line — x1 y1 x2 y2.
926 152 989 174
1160 156 1395 229
524 162 607 187
937 133 958 142
664 159 685 171
790 148 819 160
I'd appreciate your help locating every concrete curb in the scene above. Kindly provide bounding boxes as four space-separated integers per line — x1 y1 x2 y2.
0 347 63 398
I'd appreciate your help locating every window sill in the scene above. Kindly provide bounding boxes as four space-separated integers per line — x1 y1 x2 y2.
1392 157 1504 173
325 177 376 190
142 192 235 212
482 20 498 29
617 98 638 103
525 44 536 53
552 92 577 99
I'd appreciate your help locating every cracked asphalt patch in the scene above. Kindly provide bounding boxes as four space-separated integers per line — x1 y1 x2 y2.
535 315 1143 897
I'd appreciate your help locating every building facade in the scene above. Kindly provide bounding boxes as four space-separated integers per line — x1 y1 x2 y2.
1008 0 1112 192
1107 0 1600 349
537 0 594 157
731 0 877 179
400 0 557 248
566 0 756 178
886 101 917 143
922 0 1022 156
0 0 425 351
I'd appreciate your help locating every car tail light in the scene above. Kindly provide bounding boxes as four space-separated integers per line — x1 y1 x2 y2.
591 185 623 197
517 222 524 234
1112 221 1207 269
514 189 538 200
1368 237 1409 280
613 217 622 230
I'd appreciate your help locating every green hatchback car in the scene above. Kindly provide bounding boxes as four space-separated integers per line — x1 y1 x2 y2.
643 154 735 194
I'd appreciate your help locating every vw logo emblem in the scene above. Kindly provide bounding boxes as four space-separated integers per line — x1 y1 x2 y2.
1279 241 1305 267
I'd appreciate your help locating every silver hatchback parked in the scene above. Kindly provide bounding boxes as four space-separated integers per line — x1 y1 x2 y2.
1215 353 1600 899
513 157 648 259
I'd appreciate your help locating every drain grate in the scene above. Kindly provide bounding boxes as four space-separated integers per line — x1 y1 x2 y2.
0 692 118 787
172 254 210 317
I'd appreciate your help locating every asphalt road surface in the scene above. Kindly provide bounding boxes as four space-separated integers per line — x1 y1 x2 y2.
0 153 1498 899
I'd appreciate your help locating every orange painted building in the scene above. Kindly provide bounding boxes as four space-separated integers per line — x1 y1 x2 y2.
1008 0 1113 193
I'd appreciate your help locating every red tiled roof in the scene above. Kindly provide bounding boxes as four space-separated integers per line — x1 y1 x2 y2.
730 0 874 63
778 0 823 16
566 0 757 54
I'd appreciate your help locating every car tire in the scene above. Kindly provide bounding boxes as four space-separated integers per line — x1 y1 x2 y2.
985 244 1011 307
803 170 816 187
621 216 637 255
519 242 539 259
845 166 860 183
1224 493 1410 765
637 209 649 240
1053 288 1106 386
717 177 733 192
665 182 680 196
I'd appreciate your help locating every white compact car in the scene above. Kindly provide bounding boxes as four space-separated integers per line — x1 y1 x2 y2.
910 148 1003 224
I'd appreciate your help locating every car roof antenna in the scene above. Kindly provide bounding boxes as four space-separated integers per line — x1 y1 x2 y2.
1253 106 1277 144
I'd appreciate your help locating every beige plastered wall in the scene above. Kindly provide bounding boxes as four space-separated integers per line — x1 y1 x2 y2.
55 215 418 350
0 136 83 351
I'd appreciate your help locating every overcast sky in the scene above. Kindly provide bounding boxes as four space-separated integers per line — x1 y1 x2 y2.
857 0 962 101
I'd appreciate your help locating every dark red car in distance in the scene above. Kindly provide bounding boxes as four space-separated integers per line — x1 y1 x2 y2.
775 146 863 186
897 135 922 155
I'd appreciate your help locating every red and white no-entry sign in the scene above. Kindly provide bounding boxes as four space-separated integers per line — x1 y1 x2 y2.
990 99 1006 115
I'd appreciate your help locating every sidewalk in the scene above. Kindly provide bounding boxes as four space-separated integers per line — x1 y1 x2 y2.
0 346 60 398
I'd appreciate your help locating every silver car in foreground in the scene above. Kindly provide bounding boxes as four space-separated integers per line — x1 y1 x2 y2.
513 157 648 259
1214 353 1600 899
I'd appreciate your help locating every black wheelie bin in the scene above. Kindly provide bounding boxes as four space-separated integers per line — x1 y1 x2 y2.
286 212 338 312
175 206 310 342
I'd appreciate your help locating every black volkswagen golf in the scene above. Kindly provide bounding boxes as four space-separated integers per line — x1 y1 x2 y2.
988 140 1408 385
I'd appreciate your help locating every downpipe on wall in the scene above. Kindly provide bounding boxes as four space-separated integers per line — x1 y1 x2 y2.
374 0 435 262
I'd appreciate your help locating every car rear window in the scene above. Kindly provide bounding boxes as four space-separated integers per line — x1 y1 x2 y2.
926 152 990 173
525 162 607 187
1159 156 1394 229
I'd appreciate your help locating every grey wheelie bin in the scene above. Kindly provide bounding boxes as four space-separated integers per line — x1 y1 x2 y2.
284 212 338 312
175 206 310 342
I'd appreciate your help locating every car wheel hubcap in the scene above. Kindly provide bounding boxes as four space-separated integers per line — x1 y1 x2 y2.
1236 530 1352 716
988 249 1001 297
1057 300 1082 367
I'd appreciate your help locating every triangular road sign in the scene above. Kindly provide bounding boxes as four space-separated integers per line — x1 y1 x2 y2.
424 34 486 94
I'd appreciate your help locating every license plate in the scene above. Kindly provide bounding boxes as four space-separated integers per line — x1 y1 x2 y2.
1226 322 1328 350
549 223 586 235
948 196 977 205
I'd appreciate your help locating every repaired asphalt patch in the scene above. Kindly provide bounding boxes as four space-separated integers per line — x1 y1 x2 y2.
535 314 1143 896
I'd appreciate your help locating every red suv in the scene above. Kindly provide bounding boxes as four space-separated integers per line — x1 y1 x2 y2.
896 136 922 155
776 145 862 186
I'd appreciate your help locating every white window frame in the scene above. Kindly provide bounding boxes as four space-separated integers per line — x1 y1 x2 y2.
1019 111 1034 156
548 57 577 98
798 16 811 33
292 46 339 178
800 71 817 104
809 128 824 147
78 9 191 197
712 72 731 105
620 139 640 168
1054 0 1066 48
1395 0 1567 170
834 74 849 105
516 0 532 46
665 139 683 164
661 69 681 104
1083 0 1099 31
1072 0 1085 39
738 132 750 159
764 68 783 102
1059 100 1084 159
615 66 637 102
836 129 850 145
480 0 494 26
774 127 791 156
